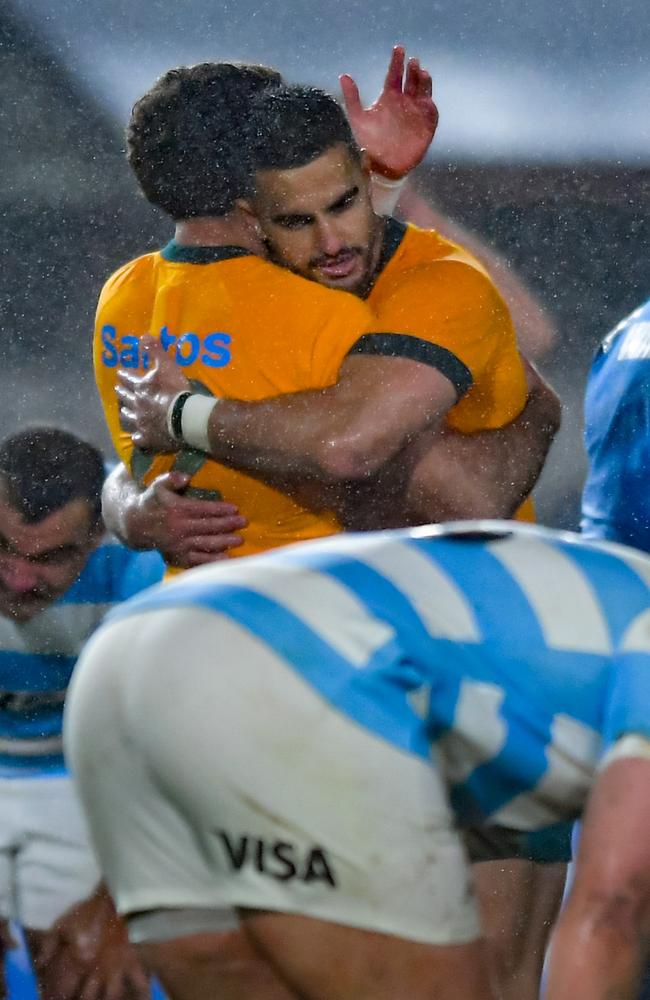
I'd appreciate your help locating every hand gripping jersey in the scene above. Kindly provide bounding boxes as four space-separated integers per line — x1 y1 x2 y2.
0 539 163 776
582 297 650 548
107 521 650 833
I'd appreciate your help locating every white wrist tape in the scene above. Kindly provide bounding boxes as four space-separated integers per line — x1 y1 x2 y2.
599 733 650 770
370 173 408 216
180 395 218 452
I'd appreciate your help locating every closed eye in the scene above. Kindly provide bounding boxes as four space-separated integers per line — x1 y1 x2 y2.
271 214 314 230
328 186 359 215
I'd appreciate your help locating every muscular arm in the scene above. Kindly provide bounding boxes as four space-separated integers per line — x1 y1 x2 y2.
545 751 650 1000
400 359 559 521
338 361 560 530
119 340 459 486
204 355 457 483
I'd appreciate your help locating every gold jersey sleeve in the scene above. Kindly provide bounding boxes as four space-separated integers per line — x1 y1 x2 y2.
366 222 534 522
366 225 528 433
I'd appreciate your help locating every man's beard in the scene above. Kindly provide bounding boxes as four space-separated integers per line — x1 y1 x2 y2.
264 239 375 297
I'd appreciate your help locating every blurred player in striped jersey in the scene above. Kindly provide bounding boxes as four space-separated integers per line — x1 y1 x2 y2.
67 521 650 1000
0 428 163 999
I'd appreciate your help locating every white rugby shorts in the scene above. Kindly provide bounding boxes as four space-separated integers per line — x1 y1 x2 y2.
0 773 100 929
65 605 480 946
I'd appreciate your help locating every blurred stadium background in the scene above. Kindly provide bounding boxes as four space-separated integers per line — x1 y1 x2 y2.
2 0 650 529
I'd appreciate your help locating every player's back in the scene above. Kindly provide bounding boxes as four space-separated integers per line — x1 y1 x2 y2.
108 520 650 829
94 245 374 560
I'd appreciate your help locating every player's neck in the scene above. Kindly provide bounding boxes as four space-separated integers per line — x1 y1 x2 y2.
174 211 264 255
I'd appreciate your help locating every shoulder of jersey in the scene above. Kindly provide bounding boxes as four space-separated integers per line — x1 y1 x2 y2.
399 222 487 273
99 251 159 300
601 297 650 355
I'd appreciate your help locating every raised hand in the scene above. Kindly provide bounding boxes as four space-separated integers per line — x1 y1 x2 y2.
340 45 439 180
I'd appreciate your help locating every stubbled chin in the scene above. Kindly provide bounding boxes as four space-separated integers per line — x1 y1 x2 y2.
0 595 47 622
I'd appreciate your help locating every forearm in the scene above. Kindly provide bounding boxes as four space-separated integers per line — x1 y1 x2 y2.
337 425 533 532
545 907 645 999
341 373 560 530
102 465 151 549
203 359 452 486
403 371 560 521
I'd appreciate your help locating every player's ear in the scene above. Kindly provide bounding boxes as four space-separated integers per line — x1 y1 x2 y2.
360 149 373 176
235 197 257 220
236 198 264 235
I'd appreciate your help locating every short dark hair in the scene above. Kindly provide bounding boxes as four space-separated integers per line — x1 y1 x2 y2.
246 85 360 175
0 428 105 527
127 62 282 219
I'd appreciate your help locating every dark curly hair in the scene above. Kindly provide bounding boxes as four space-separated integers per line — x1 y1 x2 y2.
0 428 104 526
127 62 282 220
245 84 360 175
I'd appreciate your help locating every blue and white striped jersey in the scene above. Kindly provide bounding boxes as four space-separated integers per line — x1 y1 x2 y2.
110 521 650 833
582 297 650 548
0 538 164 776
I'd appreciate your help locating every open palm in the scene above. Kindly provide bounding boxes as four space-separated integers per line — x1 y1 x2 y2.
341 45 439 180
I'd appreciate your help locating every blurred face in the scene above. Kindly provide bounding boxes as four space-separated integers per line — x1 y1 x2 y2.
0 488 100 622
250 143 383 296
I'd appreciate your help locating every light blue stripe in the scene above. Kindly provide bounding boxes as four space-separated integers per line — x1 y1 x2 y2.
0 756 66 776
406 538 547 648
0 710 63 739
450 688 551 821
110 580 430 758
59 545 164 606
561 543 650 647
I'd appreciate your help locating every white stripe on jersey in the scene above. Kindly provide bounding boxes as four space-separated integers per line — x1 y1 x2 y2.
490 713 601 829
0 735 63 757
358 541 481 642
618 322 650 360
621 609 650 653
435 680 507 785
487 538 612 653
200 562 395 668
0 604 112 658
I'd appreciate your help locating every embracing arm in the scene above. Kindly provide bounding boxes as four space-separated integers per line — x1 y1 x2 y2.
545 750 650 1000
337 360 559 530
118 337 459 486
400 359 560 522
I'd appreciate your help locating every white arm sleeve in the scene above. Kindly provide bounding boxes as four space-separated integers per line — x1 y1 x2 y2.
370 174 408 217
